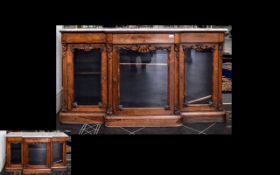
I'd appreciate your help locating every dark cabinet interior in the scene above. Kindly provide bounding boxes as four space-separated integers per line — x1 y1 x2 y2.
52 143 63 164
11 143 21 164
27 144 47 165
74 49 101 105
119 49 168 108
185 48 213 105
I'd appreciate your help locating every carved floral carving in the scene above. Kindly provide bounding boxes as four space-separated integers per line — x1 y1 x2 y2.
183 44 216 52
70 44 100 52
121 45 171 53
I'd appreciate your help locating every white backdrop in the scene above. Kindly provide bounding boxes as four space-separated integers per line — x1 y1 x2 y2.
56 25 63 113
0 131 6 172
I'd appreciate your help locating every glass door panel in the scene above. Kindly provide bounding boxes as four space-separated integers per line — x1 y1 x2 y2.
74 49 101 105
119 49 168 108
52 143 63 163
185 49 213 104
27 144 47 165
11 143 21 164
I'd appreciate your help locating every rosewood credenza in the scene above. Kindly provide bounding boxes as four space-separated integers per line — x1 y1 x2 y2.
5 132 68 174
59 28 228 127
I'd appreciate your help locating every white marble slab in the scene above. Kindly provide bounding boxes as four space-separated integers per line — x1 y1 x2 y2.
6 132 68 138
60 28 228 32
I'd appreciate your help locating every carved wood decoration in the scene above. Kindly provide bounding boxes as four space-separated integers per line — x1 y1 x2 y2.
120 44 171 53
62 44 67 57
182 44 216 51
70 44 103 52
59 32 226 126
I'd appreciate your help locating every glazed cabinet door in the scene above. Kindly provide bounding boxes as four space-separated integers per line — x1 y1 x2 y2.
178 43 221 111
23 138 51 170
112 44 175 115
63 44 107 112
51 137 67 169
6 138 23 171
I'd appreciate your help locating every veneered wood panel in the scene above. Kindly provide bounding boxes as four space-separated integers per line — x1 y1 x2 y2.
180 33 224 42
105 115 182 127
24 138 50 143
62 33 106 43
7 137 23 142
51 138 68 142
181 111 226 123
59 112 105 124
113 33 174 44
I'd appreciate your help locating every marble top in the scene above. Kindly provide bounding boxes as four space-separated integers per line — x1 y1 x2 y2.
6 132 68 138
60 28 228 32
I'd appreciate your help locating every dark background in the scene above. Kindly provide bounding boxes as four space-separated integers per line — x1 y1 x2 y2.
0 2 263 174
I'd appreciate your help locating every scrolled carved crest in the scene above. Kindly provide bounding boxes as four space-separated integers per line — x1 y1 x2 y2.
121 45 170 53
183 44 216 52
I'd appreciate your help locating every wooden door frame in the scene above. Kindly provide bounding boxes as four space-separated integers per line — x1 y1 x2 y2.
112 44 175 115
23 138 51 169
50 137 67 169
63 43 108 112
6 138 23 171
178 43 222 112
